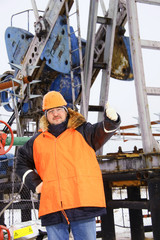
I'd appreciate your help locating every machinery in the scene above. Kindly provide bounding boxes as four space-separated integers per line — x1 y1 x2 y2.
0 0 160 239
0 0 133 135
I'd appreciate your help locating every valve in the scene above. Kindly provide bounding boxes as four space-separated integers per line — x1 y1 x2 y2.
0 225 11 240
0 121 14 155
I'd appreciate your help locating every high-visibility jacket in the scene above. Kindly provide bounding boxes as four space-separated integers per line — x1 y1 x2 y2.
16 108 121 218
33 128 106 217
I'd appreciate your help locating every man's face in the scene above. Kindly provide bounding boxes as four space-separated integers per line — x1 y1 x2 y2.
47 107 67 125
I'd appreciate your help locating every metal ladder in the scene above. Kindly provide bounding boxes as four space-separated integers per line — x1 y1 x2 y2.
97 0 119 123
65 0 87 114
82 0 160 154
81 0 119 153
81 0 120 123
126 0 160 153
125 2 160 239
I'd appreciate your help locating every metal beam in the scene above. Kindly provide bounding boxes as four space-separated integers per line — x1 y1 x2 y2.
126 1 160 153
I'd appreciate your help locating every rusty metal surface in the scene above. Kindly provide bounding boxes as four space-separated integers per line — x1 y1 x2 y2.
99 156 145 173
98 149 160 173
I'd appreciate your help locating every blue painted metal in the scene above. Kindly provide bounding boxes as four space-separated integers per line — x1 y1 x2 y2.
41 16 70 73
0 74 29 112
5 27 34 75
1 73 17 112
5 16 86 75
0 153 14 175
3 14 133 115
1 87 29 113
21 102 29 113
1 89 15 112
4 16 85 111
50 73 81 108
41 16 86 74
122 36 133 80
70 26 86 72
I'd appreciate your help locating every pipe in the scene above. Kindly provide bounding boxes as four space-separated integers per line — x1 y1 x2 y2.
5 137 30 146
0 81 19 90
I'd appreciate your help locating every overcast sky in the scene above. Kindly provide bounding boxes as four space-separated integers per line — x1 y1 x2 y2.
0 0 160 153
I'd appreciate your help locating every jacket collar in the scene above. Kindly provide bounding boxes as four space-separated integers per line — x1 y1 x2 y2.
39 108 86 132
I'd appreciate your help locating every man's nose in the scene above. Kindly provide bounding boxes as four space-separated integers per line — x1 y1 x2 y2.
53 110 58 116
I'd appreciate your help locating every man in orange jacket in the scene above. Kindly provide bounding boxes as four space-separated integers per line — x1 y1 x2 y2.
16 91 121 240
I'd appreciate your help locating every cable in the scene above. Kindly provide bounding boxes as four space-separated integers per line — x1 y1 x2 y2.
30 190 38 221
0 181 24 218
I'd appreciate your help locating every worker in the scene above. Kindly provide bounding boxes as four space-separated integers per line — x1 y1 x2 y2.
16 90 121 240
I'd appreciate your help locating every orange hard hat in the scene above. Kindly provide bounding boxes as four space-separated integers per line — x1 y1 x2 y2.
42 91 67 111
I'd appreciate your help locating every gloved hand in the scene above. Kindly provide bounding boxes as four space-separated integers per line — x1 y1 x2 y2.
105 102 118 121
36 182 43 194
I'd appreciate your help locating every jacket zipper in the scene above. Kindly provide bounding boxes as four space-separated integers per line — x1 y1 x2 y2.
54 138 70 225
54 138 62 203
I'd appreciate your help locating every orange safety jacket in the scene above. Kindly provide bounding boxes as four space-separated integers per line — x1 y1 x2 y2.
33 128 106 217
16 108 121 219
